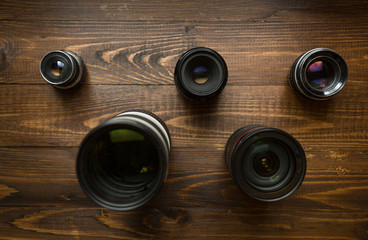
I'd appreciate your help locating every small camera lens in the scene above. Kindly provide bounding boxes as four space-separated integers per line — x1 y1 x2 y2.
77 110 171 211
40 50 85 89
289 48 348 100
174 47 228 101
225 126 306 201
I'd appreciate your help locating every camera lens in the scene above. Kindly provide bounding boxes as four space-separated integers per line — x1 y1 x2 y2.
225 126 306 201
40 50 85 89
174 47 228 101
289 48 348 100
77 110 171 211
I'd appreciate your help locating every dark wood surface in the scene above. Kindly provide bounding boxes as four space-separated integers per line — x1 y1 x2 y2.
1 0 368 239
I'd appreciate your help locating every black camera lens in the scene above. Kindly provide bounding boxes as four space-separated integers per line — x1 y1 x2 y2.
289 48 348 100
225 126 306 201
77 110 171 211
174 47 228 101
40 50 85 89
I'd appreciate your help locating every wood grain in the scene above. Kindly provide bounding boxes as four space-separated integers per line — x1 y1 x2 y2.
1 0 368 23
0 85 367 147
0 146 367 239
0 21 367 85
1 0 368 239
0 207 366 240
0 147 367 210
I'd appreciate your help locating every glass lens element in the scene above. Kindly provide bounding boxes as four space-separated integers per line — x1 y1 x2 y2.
306 60 334 89
253 152 280 177
51 60 65 77
192 66 209 84
91 128 159 186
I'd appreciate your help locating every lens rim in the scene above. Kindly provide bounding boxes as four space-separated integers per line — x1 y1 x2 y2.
225 126 306 201
174 47 228 101
40 50 85 89
77 111 170 211
289 48 348 100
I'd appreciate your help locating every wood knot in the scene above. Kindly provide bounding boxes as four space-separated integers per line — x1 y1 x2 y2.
185 25 196 34
335 166 351 175
59 192 77 201
0 184 18 199
144 208 191 230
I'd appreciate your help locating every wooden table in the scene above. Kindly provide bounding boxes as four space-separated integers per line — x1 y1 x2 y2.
1 0 368 239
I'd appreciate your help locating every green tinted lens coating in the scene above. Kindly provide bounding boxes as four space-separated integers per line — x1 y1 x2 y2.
242 139 290 189
90 128 159 187
109 129 145 143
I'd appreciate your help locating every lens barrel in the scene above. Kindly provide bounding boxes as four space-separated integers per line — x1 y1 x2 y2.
289 48 348 100
225 126 306 201
40 50 85 89
174 47 228 101
77 110 171 211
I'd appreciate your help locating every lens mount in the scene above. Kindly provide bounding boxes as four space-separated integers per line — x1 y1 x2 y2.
289 48 348 100
225 126 306 201
77 110 171 211
40 50 85 89
174 47 228 101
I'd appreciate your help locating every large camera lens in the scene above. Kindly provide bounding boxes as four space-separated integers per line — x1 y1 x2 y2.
289 48 348 100
40 50 85 89
225 126 306 201
174 47 228 101
77 110 171 211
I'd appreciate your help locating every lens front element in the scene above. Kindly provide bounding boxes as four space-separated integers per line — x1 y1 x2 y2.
306 60 335 89
192 66 209 84
51 60 65 77
225 126 306 201
253 151 280 178
90 128 159 190
77 110 171 211
40 50 85 89
174 47 228 101
289 48 348 100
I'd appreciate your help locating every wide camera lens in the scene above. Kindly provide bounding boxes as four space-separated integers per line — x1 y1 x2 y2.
77 110 171 211
174 47 228 101
289 48 348 100
225 126 306 201
40 50 85 89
